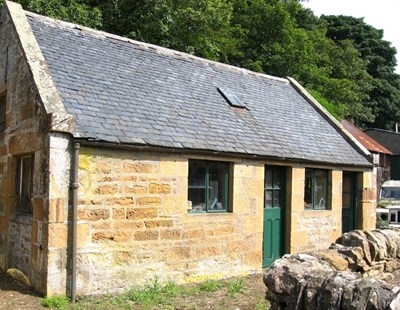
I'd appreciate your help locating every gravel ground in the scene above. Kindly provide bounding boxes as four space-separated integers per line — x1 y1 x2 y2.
0 270 45 310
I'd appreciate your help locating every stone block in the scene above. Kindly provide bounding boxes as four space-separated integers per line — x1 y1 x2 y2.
112 208 125 219
126 207 157 219
167 246 191 263
243 216 263 233
160 158 187 177
77 223 90 246
134 230 159 241
243 250 262 266
92 231 131 242
149 183 171 194
114 221 143 230
144 219 174 228
32 197 43 221
48 223 68 248
8 133 41 155
136 197 161 206
115 251 135 265
122 162 155 174
124 185 147 194
138 176 158 181
208 225 234 236
161 196 186 215
94 162 112 174
77 209 109 221
105 197 134 206
31 220 38 243
91 221 112 230
160 229 181 240
183 229 205 239
196 246 221 259
95 185 118 195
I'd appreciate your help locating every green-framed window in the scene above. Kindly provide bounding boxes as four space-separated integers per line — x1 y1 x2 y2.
304 168 328 210
188 160 230 213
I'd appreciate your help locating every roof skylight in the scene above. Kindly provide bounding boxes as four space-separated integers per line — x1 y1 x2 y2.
217 87 247 109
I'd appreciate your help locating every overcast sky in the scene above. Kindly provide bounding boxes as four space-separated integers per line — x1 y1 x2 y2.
302 0 400 73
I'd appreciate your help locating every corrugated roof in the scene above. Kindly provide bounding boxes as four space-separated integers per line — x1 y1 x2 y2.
365 129 400 155
341 120 392 155
26 12 371 167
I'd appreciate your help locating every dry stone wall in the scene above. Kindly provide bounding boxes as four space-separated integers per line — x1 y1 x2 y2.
264 229 400 310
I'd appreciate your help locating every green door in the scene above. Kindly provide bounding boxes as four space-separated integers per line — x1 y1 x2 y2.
263 166 286 267
342 172 358 233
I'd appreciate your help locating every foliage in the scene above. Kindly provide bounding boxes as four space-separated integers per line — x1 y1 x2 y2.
226 278 245 295
123 278 180 306
200 279 223 292
322 15 400 130
42 295 70 310
14 0 102 28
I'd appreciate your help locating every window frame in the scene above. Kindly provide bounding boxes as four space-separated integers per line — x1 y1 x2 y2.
187 159 230 213
17 155 34 214
304 168 329 210
264 166 285 209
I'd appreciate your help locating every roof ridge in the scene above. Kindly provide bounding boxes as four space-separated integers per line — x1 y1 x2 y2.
365 128 400 135
24 10 288 84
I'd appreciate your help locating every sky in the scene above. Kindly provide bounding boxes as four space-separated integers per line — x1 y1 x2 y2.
302 0 400 73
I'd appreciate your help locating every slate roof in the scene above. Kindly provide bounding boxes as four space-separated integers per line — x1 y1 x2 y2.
364 129 400 156
26 12 371 167
341 120 392 155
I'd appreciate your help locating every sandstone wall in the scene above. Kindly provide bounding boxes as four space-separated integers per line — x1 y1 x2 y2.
288 169 342 253
72 146 264 295
0 6 50 293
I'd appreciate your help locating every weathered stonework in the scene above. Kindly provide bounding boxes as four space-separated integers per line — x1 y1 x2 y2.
71 147 264 295
0 1 378 298
0 3 50 293
0 2 73 295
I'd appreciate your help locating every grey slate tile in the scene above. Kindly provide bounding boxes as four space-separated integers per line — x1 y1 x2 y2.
27 13 371 167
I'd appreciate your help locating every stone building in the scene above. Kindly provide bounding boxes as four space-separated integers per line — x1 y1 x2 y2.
341 120 392 201
365 128 400 181
0 1 376 297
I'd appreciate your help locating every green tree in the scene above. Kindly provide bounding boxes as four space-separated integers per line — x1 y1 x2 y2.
14 0 102 28
322 15 400 129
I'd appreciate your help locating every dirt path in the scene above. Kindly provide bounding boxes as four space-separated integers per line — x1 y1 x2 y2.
0 270 45 310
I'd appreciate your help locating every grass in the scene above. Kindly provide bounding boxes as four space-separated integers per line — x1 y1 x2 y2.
42 274 269 309
42 295 70 310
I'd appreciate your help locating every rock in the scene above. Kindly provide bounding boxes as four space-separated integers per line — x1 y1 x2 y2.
330 243 367 272
312 249 349 271
264 229 400 310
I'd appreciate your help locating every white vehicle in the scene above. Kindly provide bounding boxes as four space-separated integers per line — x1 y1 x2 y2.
377 180 400 228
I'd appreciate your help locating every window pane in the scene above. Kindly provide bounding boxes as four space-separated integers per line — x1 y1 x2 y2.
188 160 206 187
304 169 313 209
273 190 280 208
314 170 327 210
188 188 206 212
20 156 33 213
208 162 228 211
265 191 273 208
273 170 281 188
265 169 272 188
